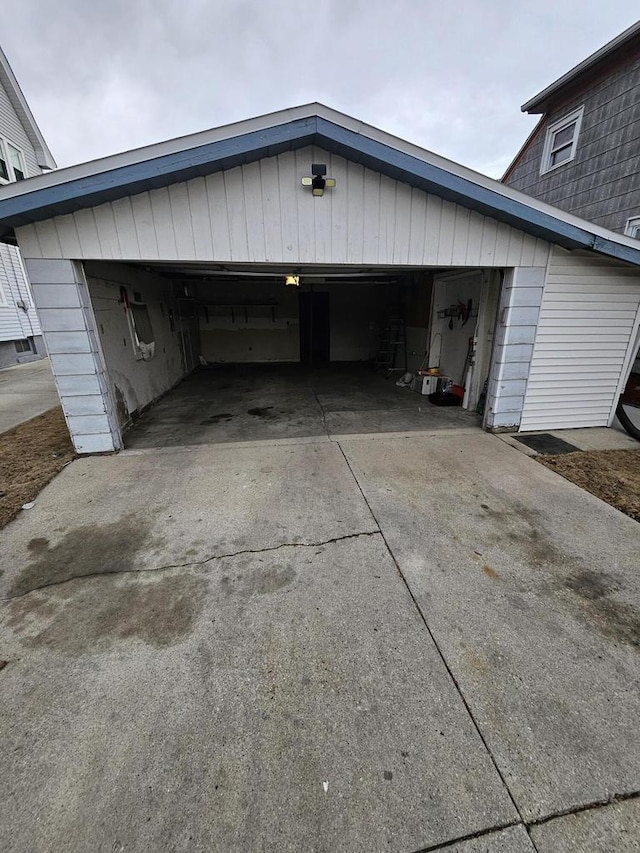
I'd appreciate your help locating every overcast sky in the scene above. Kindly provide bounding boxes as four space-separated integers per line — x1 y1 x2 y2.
2 1 638 178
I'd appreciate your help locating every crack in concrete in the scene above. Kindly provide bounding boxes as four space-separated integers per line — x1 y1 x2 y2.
528 788 640 828
413 789 640 852
1 530 381 602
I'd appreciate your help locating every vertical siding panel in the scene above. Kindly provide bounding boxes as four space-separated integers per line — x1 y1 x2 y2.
187 177 214 259
72 210 101 257
506 228 525 266
436 201 456 265
408 188 426 265
533 238 550 267
242 160 267 262
260 156 283 262
54 214 82 258
346 160 364 264
206 171 232 261
295 148 315 263
168 183 196 259
519 233 538 266
393 181 412 264
312 145 332 264
277 151 298 265
451 206 471 265
494 221 513 266
362 168 381 264
130 192 159 259
93 203 121 259
479 217 498 266
14 224 42 259
225 168 249 261
377 174 396 263
149 188 177 259
329 153 348 264
111 197 141 259
464 210 484 265
35 220 63 258
423 194 442 265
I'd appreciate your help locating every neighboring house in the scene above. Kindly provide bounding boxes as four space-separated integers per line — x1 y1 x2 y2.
0 44 56 367
0 104 639 454
503 21 640 237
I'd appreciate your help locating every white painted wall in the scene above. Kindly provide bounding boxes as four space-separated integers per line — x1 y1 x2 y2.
520 248 640 430
430 272 483 386
85 262 189 427
15 146 551 269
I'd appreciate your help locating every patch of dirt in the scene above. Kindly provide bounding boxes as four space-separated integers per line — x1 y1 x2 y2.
539 449 640 522
0 407 75 529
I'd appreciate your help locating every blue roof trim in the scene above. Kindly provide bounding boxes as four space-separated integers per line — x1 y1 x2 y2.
0 116 318 225
1 112 639 266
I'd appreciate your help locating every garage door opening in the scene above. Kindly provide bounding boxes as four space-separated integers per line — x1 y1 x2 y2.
83 261 502 448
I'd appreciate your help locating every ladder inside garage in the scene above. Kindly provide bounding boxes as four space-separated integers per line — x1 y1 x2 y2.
375 315 407 376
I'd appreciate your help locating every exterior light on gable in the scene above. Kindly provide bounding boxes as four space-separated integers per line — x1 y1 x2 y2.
284 275 300 287
301 163 336 197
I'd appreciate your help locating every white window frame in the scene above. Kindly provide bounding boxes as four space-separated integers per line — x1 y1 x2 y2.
540 106 584 175
0 137 27 184
624 216 640 239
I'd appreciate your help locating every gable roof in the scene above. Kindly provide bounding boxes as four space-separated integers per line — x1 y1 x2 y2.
0 46 56 171
0 103 639 266
521 20 640 114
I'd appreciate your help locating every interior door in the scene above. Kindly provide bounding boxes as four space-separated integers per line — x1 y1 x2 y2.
299 291 330 364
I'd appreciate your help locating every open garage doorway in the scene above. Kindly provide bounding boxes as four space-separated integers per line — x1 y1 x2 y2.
82 261 502 449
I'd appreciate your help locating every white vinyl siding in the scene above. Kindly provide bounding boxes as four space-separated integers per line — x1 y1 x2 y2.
15 146 551 268
520 247 640 430
0 79 38 178
0 242 42 342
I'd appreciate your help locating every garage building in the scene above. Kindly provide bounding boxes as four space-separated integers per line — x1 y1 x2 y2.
0 104 639 454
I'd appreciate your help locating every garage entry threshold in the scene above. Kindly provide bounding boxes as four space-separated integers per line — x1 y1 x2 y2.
124 364 481 449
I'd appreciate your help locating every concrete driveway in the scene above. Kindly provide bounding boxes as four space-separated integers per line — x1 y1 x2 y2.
1 429 638 852
0 358 59 433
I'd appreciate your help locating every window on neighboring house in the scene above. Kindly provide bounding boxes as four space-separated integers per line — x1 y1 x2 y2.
0 138 27 183
540 106 584 174
624 217 640 239
15 339 31 353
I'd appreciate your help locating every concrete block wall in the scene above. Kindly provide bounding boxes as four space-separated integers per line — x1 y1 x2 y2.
484 266 546 430
25 259 121 453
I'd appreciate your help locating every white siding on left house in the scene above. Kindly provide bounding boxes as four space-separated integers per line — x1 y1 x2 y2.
0 78 40 178
0 241 42 342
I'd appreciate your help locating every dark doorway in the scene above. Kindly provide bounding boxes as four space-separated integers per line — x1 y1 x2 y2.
299 291 330 364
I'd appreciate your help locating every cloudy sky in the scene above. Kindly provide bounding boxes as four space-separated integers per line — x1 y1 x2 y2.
2 1 638 178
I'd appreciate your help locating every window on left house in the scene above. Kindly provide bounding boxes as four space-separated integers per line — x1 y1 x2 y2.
0 138 27 183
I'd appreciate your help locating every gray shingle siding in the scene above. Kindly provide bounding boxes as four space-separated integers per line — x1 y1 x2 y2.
505 53 640 234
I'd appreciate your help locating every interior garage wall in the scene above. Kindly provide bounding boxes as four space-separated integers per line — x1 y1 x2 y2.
196 280 299 363
429 273 483 385
85 262 187 427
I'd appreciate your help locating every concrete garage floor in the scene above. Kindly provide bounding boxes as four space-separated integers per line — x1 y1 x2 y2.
1 428 639 852
125 363 479 448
